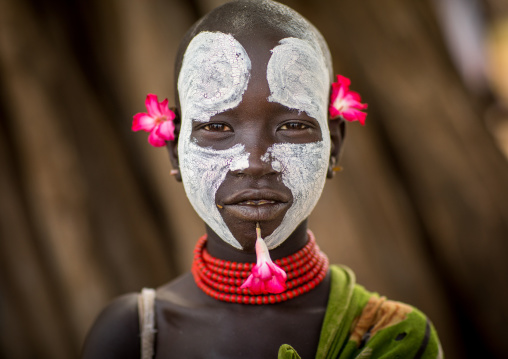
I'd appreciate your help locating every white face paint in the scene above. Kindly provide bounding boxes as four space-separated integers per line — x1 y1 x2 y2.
178 32 330 250
178 31 251 249
267 37 330 123
263 37 331 249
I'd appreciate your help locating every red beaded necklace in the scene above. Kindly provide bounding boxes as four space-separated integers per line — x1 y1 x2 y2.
191 230 329 305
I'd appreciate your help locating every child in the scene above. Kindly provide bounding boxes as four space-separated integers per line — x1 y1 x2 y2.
82 1 442 358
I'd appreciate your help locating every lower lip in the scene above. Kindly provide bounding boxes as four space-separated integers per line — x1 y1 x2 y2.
223 202 288 222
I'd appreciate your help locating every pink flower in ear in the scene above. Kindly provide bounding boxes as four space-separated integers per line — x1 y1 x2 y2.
132 94 175 147
240 226 287 294
329 75 368 125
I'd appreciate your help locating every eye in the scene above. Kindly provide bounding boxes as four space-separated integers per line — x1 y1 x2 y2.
202 123 232 132
278 121 311 131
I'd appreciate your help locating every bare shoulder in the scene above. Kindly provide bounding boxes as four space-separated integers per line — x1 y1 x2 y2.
81 293 140 359
156 272 210 306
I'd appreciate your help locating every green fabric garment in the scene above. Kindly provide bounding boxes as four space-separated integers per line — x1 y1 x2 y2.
278 344 302 359
279 265 443 359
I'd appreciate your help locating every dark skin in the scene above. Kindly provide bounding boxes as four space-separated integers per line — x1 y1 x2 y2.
82 13 345 359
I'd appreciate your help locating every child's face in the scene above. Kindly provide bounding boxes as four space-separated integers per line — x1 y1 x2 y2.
177 31 331 251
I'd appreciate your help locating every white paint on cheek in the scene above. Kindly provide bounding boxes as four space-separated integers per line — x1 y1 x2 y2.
262 142 329 249
264 37 332 248
177 31 252 249
260 153 282 173
179 142 249 249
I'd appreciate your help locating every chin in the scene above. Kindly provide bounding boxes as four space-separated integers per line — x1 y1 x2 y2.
227 216 287 252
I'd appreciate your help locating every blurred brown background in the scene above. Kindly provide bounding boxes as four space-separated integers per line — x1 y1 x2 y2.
1 0 508 358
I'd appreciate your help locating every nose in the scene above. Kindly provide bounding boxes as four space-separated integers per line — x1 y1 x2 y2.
232 136 277 178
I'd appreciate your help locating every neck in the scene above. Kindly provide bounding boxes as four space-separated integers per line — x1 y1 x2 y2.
205 220 309 262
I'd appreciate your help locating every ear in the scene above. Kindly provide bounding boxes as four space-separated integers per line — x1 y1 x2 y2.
326 117 346 179
167 107 182 182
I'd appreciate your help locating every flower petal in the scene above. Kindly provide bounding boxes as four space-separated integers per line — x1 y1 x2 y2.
343 109 367 125
329 105 342 119
241 275 265 294
336 74 351 87
145 94 162 117
240 275 254 288
265 276 286 293
132 113 155 132
250 277 266 294
156 120 175 141
348 90 362 103
268 262 287 280
255 263 273 281
159 99 175 120
148 129 167 147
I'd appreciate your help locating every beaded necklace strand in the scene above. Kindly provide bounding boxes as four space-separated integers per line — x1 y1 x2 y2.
191 231 329 305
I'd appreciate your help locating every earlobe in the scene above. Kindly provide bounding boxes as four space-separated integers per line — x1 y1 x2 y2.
167 107 182 182
326 118 346 179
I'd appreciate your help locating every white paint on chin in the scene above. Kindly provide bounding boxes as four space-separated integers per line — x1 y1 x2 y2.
180 142 249 249
263 37 331 249
178 31 251 249
261 142 329 249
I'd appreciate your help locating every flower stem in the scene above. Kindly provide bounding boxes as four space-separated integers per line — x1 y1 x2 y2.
256 222 262 240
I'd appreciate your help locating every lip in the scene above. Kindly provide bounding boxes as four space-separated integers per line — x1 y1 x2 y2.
223 189 291 205
221 189 291 222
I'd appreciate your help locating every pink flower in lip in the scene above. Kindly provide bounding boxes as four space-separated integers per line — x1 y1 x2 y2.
240 224 287 294
329 75 368 125
132 94 176 147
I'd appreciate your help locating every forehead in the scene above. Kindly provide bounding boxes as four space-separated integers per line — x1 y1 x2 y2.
178 31 329 123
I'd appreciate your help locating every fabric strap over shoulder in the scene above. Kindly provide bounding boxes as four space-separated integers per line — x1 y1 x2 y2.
138 288 157 359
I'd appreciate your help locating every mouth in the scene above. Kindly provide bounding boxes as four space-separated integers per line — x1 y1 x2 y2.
223 188 290 205
220 189 291 222
237 199 277 206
